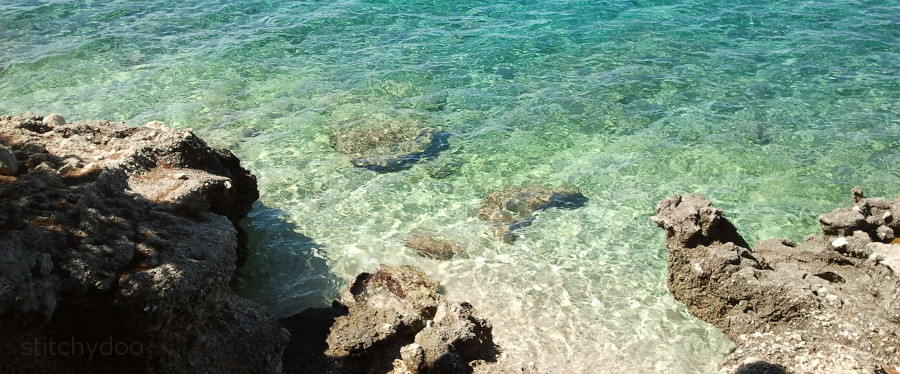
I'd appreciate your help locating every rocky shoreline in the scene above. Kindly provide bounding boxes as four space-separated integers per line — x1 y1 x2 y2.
653 189 900 374
0 113 525 374
4 112 898 374
0 113 286 373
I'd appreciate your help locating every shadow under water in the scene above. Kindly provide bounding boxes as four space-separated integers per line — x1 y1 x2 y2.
232 202 343 317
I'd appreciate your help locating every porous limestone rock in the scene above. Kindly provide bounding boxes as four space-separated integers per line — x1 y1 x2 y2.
0 113 285 374
653 188 900 374
280 265 532 374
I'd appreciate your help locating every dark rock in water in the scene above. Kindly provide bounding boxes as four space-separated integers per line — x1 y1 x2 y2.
0 113 286 374
400 92 448 113
652 187 900 373
427 160 463 180
476 185 588 242
420 92 448 112
241 127 260 138
485 66 516 80
404 234 469 260
280 265 531 374
750 121 770 145
351 131 450 173
477 186 588 221
496 67 515 80
331 117 450 173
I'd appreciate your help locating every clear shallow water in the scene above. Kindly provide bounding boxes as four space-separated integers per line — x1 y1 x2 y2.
2 0 898 372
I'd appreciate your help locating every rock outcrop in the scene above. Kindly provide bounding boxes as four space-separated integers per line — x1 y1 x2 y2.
652 189 900 374
280 265 529 374
0 113 287 373
476 185 587 242
330 115 450 173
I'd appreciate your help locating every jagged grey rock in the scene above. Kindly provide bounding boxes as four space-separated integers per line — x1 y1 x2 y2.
653 188 900 374
280 265 532 374
0 144 17 176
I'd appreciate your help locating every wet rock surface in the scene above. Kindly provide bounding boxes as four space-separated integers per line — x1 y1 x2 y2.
280 265 531 374
476 185 587 242
652 188 900 374
0 113 286 373
330 116 450 173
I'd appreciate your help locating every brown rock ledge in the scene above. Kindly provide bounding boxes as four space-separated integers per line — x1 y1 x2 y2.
0 113 286 373
652 188 900 374
280 265 533 374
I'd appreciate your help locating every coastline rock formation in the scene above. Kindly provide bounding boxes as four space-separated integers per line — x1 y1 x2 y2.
330 115 450 173
0 113 287 373
652 189 900 373
476 185 588 242
280 265 528 374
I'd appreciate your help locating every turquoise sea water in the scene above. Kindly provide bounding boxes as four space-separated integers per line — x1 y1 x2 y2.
2 0 898 372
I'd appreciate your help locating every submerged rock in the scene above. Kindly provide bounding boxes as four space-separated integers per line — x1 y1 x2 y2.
476 185 587 242
280 265 530 374
0 113 285 373
330 116 450 173
409 92 448 113
426 160 463 180
404 234 469 260
652 188 900 373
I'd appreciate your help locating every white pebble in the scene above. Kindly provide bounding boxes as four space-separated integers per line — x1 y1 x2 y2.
831 237 848 248
42 114 65 127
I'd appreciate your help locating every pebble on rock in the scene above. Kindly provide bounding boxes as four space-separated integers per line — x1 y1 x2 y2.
876 225 894 242
831 237 848 249
42 114 66 128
